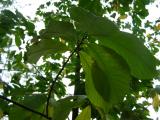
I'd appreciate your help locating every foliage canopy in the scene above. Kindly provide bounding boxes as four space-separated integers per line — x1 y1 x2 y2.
0 0 160 120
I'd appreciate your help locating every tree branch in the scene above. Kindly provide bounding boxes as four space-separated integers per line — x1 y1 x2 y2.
46 33 88 117
0 95 51 120
72 38 81 120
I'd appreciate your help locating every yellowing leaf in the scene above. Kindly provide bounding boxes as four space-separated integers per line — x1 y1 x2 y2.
156 24 160 30
76 106 91 120
0 83 3 89
152 94 160 111
0 109 3 118
119 14 127 19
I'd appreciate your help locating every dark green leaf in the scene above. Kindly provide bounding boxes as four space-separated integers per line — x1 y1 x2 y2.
40 20 77 42
50 95 87 120
9 94 46 120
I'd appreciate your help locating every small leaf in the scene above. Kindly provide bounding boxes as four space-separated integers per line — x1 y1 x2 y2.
119 14 127 19
75 106 91 120
15 33 21 47
27 39 68 63
152 94 160 112
156 23 160 30
155 85 160 94
0 109 3 118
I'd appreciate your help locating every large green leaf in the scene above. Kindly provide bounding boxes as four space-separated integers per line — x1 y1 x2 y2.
70 6 157 79
9 94 47 120
40 20 77 42
50 95 87 120
86 44 131 103
75 106 91 120
27 39 68 63
80 51 108 112
99 31 157 79
69 6 119 37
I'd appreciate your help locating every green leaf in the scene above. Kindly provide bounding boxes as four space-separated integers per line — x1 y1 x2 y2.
78 0 104 16
70 6 157 79
15 33 21 47
50 95 87 120
9 94 46 120
27 39 68 63
75 106 91 120
80 51 108 112
40 20 77 42
69 6 119 36
100 31 157 79
85 44 131 103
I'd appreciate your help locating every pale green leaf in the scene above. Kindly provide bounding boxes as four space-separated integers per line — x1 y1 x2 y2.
80 51 109 112
75 106 91 120
86 44 131 103
27 39 68 63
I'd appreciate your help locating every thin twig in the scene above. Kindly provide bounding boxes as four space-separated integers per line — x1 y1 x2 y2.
0 95 51 120
46 33 88 117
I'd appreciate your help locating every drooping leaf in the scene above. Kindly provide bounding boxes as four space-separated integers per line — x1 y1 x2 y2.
70 6 157 79
75 106 91 120
86 44 131 103
9 94 46 120
27 39 68 63
50 95 87 120
80 51 108 112
40 20 77 42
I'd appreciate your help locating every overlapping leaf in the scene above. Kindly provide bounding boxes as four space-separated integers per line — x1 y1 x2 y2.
27 39 68 63
9 94 46 120
70 6 157 79
81 44 131 104
50 95 87 120
40 20 77 42
80 51 109 112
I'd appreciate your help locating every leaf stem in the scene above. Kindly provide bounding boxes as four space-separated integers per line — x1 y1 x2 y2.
46 33 88 117
0 95 51 120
